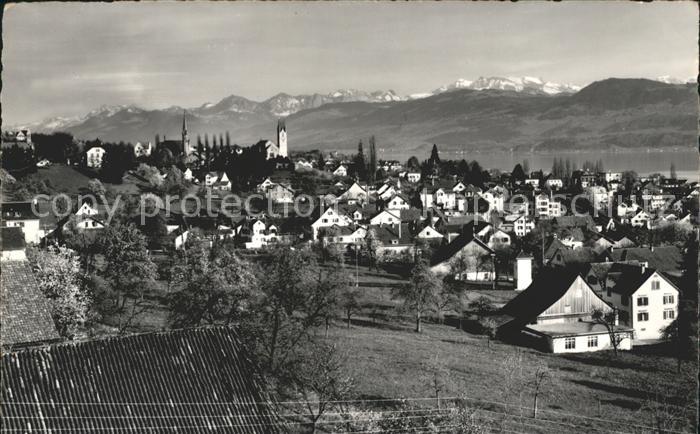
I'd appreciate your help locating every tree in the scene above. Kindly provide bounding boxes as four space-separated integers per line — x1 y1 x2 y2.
670 163 677 180
289 342 355 434
339 286 361 328
406 156 420 170
528 364 552 419
591 308 625 356
87 178 107 197
395 260 441 332
169 235 258 327
94 224 157 334
368 135 378 182
353 140 367 180
27 246 92 339
240 247 340 373
511 163 526 185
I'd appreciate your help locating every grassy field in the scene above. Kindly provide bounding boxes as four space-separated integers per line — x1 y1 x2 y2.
32 164 140 195
315 317 697 433
113 257 696 433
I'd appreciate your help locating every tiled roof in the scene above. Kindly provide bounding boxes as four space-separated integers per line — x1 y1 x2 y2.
609 246 682 274
0 261 59 347
430 230 493 266
501 268 586 320
1 327 282 433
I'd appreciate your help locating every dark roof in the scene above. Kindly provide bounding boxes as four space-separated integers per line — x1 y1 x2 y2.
1 261 59 347
609 246 682 274
606 264 667 297
501 267 586 320
430 230 493 266
553 215 595 229
370 223 413 245
1 327 281 433
1 226 26 251
1 202 37 220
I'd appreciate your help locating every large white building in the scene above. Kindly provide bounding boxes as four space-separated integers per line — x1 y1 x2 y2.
86 146 106 169
602 265 679 341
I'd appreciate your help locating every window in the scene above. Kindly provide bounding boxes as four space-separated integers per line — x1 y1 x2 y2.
663 310 675 320
391 239 399 245
663 294 675 304
322 219 328 223
637 312 649 322
587 336 598 348
651 280 660 290
565 338 576 350
637 296 649 306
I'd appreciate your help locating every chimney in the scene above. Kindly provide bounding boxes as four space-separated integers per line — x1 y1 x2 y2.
641 263 646 274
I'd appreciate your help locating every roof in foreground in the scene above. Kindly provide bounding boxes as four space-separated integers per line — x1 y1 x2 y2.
0 261 59 347
1 326 281 433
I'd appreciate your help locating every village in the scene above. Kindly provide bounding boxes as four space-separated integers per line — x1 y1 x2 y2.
1 115 698 433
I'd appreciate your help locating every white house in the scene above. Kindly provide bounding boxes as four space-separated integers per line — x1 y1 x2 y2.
311 207 353 240
416 225 444 240
524 178 540 188
369 210 401 226
183 168 193 181
501 269 633 354
602 265 679 340
487 228 511 249
513 215 535 237
535 193 563 218
546 178 564 189
385 194 410 211
1 202 41 244
333 165 348 177
430 233 495 281
406 172 422 183
605 172 622 183
338 182 368 203
86 147 106 169
630 210 651 228
133 141 153 157
435 188 457 210
480 189 505 213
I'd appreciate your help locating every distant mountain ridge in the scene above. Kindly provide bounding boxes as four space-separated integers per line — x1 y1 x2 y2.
14 77 697 154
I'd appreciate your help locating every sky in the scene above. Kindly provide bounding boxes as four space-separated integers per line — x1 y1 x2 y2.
2 1 697 125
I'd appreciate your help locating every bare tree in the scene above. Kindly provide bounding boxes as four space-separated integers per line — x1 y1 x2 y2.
291 342 355 434
591 308 625 356
425 354 450 409
528 364 552 419
339 286 361 329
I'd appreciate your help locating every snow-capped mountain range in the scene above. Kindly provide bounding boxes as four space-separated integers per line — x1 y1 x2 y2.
13 76 693 134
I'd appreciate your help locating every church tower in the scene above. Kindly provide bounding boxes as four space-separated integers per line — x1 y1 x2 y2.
277 119 287 158
181 110 190 155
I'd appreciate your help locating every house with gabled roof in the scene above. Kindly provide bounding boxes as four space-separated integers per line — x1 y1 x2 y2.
416 224 444 240
369 209 401 226
385 193 410 211
430 230 494 281
2 202 41 244
500 268 633 353
311 206 353 240
602 264 679 340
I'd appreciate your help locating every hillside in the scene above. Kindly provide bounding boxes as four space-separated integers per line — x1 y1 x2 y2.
22 78 698 153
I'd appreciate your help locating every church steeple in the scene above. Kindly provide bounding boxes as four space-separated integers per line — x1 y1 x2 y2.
181 110 190 155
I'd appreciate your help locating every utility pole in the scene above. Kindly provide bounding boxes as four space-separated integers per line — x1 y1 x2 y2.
355 244 359 287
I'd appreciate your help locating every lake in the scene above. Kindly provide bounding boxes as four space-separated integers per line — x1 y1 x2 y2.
379 149 699 180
